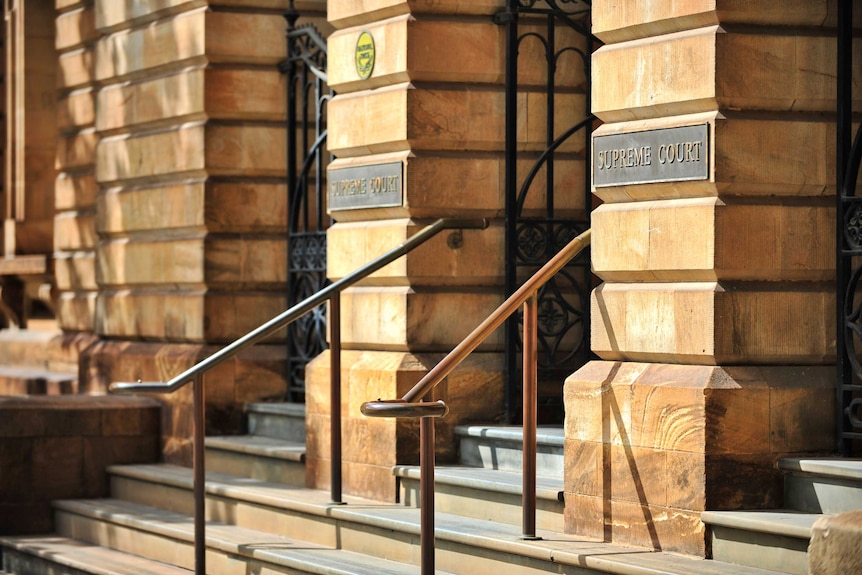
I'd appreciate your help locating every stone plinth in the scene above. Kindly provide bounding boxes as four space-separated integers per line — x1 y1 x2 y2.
0 395 160 534
567 0 841 557
564 362 834 555
809 510 862 575
306 1 586 499
81 340 288 465
306 350 503 500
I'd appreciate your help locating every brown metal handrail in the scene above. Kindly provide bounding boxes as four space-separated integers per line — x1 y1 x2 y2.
362 228 591 574
109 217 488 575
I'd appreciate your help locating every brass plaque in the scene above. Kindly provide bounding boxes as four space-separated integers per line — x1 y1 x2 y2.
593 124 709 188
355 30 375 80
328 162 402 211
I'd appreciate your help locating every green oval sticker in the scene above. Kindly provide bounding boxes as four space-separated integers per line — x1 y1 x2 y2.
355 30 375 80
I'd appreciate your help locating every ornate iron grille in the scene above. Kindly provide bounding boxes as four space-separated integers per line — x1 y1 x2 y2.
497 0 595 422
837 1 862 453
280 6 331 402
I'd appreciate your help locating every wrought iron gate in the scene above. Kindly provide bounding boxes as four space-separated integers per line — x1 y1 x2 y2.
497 0 595 422
836 1 862 452
280 7 331 402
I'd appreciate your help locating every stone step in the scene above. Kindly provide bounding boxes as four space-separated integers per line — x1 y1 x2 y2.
205 435 306 485
105 463 785 575
779 457 862 514
246 402 306 442
52 498 449 575
0 364 77 395
0 534 192 574
701 509 819 575
394 465 565 532
455 425 564 477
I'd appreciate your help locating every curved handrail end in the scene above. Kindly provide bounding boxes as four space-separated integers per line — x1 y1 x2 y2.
110 380 176 394
360 399 449 419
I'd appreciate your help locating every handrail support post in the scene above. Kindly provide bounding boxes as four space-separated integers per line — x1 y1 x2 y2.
193 374 206 575
420 400 436 575
330 294 344 504
522 294 539 540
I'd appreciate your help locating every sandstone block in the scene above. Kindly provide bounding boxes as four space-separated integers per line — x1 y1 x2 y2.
58 89 96 132
56 172 98 210
97 234 285 289
98 122 286 184
592 27 860 122
305 349 504 499
54 212 97 251
56 129 97 171
591 197 834 282
95 9 287 82
95 289 288 342
98 180 288 235
328 150 586 222
56 292 97 332
96 123 206 183
809 510 862 575
54 253 97 291
592 114 840 202
593 0 855 44
338 286 503 350
328 83 585 157
56 5 97 51
58 48 96 89
326 218 502 285
591 282 834 364
328 0 503 29
96 0 302 32
328 15 585 92
563 362 834 555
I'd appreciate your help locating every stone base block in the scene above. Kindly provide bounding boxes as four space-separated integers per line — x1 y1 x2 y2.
80 339 288 465
809 510 862 575
305 349 503 501
563 361 834 556
0 395 160 534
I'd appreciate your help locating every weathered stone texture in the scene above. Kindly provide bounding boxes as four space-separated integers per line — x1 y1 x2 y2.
564 362 833 555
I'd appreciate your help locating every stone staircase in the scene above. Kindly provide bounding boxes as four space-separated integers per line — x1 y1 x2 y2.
0 403 810 575
703 457 862 575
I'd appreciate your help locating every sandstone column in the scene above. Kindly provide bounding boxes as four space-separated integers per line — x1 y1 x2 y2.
564 1 848 556
81 0 326 463
55 0 98 333
305 0 589 500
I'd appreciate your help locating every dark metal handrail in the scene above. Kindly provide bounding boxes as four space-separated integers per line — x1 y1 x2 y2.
362 228 591 575
110 217 488 575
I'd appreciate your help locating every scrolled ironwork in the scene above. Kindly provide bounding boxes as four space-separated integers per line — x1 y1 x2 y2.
501 0 594 421
836 0 862 450
283 14 333 402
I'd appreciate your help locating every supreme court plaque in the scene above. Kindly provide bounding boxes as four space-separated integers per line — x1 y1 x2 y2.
328 162 403 211
593 123 709 188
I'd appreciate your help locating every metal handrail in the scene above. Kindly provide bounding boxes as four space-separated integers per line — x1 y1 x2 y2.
110 217 488 575
362 228 591 574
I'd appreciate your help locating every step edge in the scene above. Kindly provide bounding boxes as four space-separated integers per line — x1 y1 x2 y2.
245 402 306 417
393 465 563 502
205 435 306 462
52 500 434 575
455 425 566 447
701 509 819 540
90 474 776 575
779 457 862 481
0 535 193 575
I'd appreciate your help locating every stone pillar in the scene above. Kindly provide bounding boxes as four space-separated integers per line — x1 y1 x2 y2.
307 0 580 500
564 1 848 556
55 0 98 332
81 1 327 463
